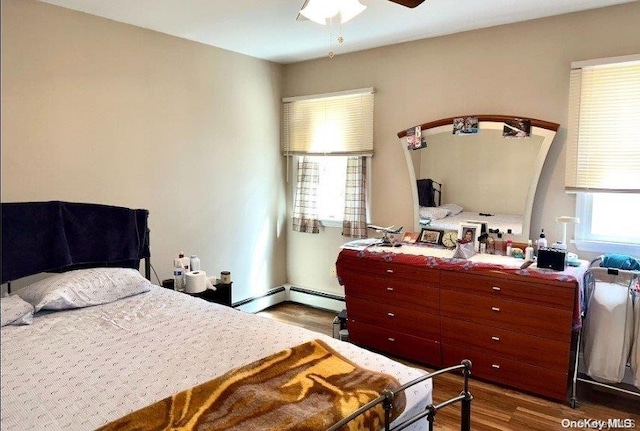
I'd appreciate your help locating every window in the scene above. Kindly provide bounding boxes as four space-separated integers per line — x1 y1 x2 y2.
314 156 348 223
575 193 640 254
301 156 370 227
566 54 640 254
283 88 374 238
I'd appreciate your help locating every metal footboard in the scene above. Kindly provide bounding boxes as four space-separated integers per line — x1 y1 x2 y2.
327 360 473 431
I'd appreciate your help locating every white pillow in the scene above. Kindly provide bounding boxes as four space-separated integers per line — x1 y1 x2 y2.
419 206 450 220
17 267 152 312
1 295 35 327
440 203 464 216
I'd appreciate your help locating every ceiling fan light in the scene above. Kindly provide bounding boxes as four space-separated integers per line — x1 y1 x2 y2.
339 0 367 23
300 0 341 25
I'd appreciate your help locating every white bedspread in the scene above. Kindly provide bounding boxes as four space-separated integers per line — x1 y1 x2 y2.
1 286 431 431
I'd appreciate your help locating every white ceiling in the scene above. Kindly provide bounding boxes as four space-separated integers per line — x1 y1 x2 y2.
38 0 636 64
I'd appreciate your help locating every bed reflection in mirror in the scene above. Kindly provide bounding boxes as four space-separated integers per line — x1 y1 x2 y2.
398 116 559 240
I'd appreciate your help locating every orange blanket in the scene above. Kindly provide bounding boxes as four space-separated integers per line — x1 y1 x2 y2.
97 339 406 431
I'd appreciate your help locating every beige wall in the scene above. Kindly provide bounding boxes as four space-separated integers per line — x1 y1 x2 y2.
3 0 640 301
284 2 640 296
1 0 287 301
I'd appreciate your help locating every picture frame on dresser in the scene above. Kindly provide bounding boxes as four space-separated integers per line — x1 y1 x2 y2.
458 222 482 252
419 228 443 245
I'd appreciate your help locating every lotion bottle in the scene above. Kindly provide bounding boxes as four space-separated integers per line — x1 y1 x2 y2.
506 239 513 257
537 229 548 251
190 255 200 272
525 240 534 261
179 251 190 272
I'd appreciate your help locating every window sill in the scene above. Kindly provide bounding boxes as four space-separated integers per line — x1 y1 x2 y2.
573 239 640 256
320 219 343 229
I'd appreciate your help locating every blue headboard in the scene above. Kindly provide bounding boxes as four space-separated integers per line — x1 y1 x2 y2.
2 201 150 285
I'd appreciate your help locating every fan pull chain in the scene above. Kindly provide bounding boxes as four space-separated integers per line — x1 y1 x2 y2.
328 17 335 58
328 17 345 59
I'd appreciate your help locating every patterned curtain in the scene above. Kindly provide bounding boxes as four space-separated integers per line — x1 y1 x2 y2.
342 156 368 238
292 156 321 234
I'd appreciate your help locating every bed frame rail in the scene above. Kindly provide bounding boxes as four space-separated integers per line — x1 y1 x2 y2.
327 360 472 431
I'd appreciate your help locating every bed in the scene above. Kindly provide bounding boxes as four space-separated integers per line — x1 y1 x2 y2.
1 201 472 431
417 180 523 236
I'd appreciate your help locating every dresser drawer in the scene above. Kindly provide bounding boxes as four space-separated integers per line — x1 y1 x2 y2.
441 317 570 370
343 273 439 313
441 271 575 309
349 320 442 367
338 254 440 284
442 344 568 402
440 289 573 342
347 296 440 340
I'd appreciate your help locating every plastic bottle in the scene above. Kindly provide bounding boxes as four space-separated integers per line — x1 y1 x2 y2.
506 239 513 257
537 229 548 250
525 240 534 261
494 232 504 256
173 259 185 291
179 251 190 272
178 252 190 287
190 255 200 272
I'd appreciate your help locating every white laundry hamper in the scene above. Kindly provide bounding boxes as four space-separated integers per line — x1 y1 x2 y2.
582 267 637 384
631 289 640 388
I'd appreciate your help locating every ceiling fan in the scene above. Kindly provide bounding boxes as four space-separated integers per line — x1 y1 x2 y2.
386 0 426 7
296 0 426 23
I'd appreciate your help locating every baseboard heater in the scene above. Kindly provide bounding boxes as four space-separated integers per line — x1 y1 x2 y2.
289 286 345 302
233 286 286 308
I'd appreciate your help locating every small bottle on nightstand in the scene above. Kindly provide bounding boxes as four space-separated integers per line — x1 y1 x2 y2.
190 255 200 272
173 259 185 292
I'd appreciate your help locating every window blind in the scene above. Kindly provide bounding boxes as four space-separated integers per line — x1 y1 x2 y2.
565 55 640 193
282 88 374 156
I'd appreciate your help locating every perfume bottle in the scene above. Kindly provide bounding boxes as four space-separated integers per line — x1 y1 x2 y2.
494 232 505 256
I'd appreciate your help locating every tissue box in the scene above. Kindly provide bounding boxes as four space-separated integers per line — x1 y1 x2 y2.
537 247 567 271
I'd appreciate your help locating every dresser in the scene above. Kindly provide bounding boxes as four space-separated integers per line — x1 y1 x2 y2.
336 247 586 402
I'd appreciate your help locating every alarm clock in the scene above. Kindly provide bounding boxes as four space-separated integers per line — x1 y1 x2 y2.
442 231 458 248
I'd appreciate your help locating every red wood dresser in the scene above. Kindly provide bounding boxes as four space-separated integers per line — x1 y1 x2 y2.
336 246 588 402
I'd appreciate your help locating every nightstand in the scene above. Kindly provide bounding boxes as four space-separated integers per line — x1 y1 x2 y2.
162 279 233 307
187 282 233 307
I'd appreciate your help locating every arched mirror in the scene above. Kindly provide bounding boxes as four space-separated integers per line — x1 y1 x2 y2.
398 115 559 241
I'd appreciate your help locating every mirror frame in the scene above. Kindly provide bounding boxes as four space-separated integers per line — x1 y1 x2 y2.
398 115 559 240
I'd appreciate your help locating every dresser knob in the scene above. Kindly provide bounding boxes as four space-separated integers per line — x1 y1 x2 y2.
491 364 500 369
387 312 395 317
388 337 395 342
386 269 394 274
491 336 500 342
491 307 500 312
386 287 394 291
492 286 501 291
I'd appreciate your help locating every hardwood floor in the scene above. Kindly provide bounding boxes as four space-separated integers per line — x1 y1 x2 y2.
257 302 640 431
